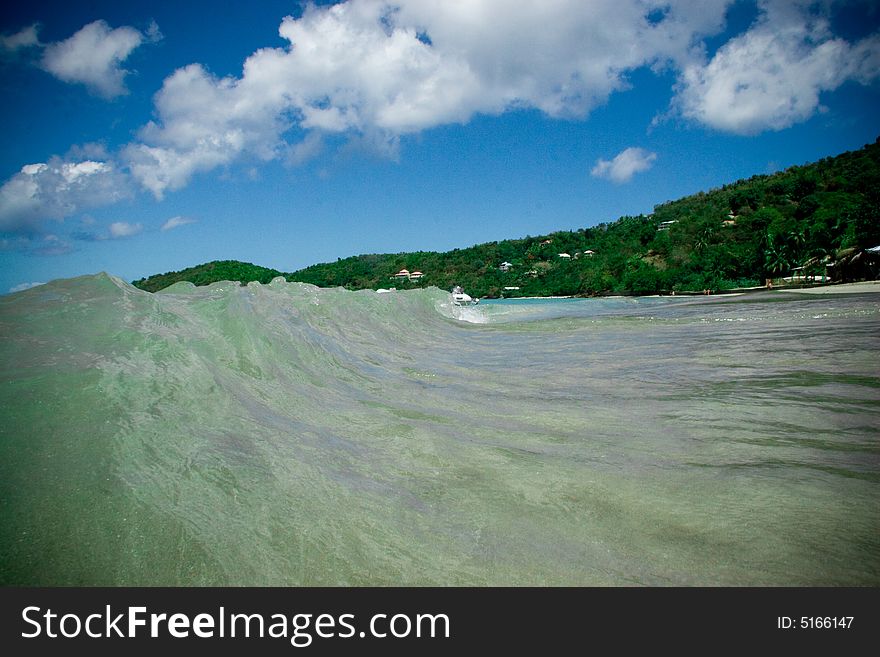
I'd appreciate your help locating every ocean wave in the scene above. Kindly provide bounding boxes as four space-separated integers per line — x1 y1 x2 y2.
2 273 878 585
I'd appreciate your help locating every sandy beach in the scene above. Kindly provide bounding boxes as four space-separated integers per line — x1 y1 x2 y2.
782 281 880 294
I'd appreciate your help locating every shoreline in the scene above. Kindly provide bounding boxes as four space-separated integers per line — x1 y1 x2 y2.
486 280 880 301
776 280 880 294
491 295 576 300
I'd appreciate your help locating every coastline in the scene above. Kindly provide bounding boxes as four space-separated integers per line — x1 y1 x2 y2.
779 280 880 294
486 280 880 301
492 295 576 300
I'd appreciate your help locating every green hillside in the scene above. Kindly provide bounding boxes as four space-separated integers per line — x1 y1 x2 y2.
132 260 284 293
133 138 880 296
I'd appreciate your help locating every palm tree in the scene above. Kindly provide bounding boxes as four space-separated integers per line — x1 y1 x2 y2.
787 227 806 264
694 226 714 253
764 233 791 277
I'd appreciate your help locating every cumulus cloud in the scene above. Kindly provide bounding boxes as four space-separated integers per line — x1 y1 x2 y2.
9 281 46 293
674 0 880 135
0 157 132 234
41 20 150 98
3 1 878 219
124 0 732 197
161 215 196 231
1 24 42 52
591 147 657 183
122 59 292 197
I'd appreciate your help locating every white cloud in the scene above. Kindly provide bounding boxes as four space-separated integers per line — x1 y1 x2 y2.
40 20 149 98
4 0 877 216
1 24 41 51
108 221 143 238
0 156 132 234
123 60 287 197
161 215 196 231
392 0 729 119
124 141 230 199
591 147 657 183
9 281 46 293
673 0 880 135
124 0 732 197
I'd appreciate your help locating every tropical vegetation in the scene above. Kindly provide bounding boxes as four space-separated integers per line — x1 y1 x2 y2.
133 138 880 296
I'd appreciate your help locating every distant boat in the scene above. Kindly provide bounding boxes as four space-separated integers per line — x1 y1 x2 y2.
451 285 479 306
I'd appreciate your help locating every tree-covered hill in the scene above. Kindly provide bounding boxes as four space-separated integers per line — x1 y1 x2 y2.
132 260 284 293
133 138 880 296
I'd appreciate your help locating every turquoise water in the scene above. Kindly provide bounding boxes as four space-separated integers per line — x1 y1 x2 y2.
1 274 878 585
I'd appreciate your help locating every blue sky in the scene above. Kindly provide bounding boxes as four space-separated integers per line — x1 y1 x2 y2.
1 0 879 293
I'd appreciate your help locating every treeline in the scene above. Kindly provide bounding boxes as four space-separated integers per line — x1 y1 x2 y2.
133 138 880 296
132 260 284 293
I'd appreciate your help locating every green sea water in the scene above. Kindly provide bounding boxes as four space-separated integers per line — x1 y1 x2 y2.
1 274 878 585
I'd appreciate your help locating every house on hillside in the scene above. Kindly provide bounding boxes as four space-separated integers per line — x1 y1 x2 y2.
558 253 571 259
390 268 426 281
657 220 677 231
499 261 513 272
